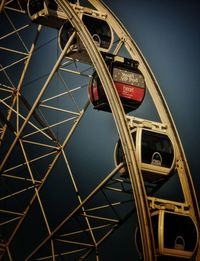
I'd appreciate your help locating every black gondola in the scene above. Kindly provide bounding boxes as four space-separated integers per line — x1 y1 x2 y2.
114 127 175 181
135 210 199 259
58 15 113 64
27 0 67 29
89 53 146 113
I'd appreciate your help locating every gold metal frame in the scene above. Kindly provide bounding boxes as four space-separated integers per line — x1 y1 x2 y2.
0 0 199 260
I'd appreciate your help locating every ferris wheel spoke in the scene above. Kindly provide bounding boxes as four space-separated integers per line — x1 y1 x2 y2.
0 1 199 260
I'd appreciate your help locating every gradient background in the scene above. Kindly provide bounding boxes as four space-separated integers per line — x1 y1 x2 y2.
99 0 200 260
1 0 200 260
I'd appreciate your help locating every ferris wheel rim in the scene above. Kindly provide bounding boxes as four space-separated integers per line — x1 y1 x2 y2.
0 0 198 255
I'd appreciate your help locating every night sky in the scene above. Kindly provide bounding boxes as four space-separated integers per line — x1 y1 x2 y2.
1 0 200 260
103 0 200 195
99 0 200 260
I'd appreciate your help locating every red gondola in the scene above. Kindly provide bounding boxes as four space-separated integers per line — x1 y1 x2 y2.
89 53 146 113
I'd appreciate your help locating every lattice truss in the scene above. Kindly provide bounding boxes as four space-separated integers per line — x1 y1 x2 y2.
0 1 147 260
1 1 200 261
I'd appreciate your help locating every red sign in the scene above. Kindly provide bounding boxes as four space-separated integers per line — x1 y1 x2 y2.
115 82 145 101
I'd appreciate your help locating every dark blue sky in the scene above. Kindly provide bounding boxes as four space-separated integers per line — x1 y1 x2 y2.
100 1 200 260
1 1 199 260
104 0 200 194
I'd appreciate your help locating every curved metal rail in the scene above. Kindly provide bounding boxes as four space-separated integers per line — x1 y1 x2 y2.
89 0 200 219
0 0 199 260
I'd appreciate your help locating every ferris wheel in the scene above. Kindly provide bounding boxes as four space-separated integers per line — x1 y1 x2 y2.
0 0 199 260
